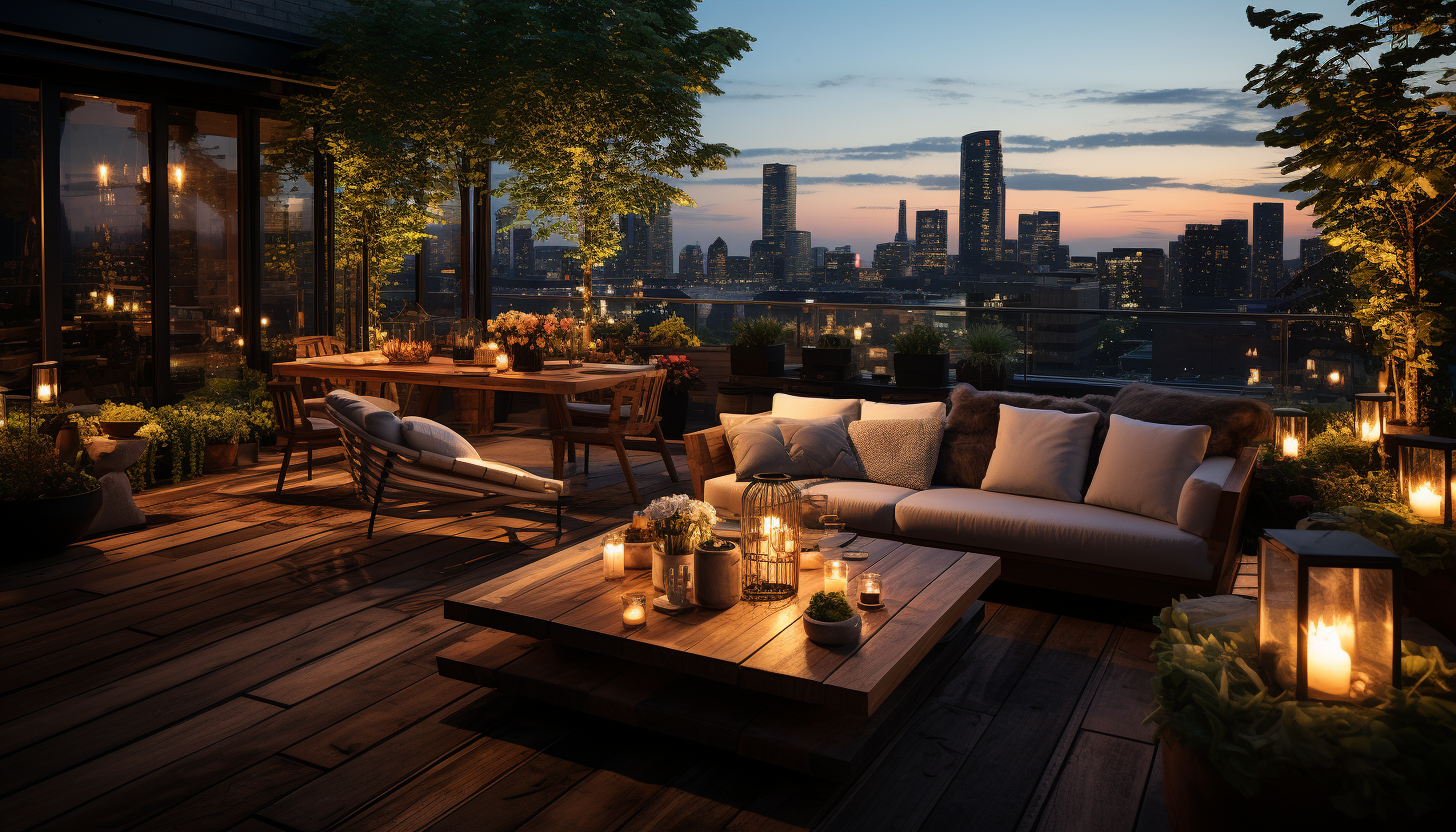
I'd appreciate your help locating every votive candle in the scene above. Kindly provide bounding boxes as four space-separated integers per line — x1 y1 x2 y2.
622 592 646 628
1410 483 1442 521
1282 435 1299 458
859 573 882 607
603 531 626 580
495 352 510 372
824 560 848 596
1307 617 1351 698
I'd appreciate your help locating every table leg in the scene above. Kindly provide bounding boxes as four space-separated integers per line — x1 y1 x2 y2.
545 394 573 480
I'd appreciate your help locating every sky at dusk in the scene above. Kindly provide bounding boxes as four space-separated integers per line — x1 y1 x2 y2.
658 0 1356 263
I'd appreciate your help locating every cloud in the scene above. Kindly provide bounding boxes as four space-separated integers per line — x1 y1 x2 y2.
912 88 972 104
688 170 1292 200
928 76 970 85
817 75 864 88
720 93 804 100
737 136 960 162
1074 87 1253 107
1005 125 1258 152
1007 173 1168 191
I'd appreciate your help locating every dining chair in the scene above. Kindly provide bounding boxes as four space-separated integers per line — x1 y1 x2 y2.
559 369 678 504
267 379 341 494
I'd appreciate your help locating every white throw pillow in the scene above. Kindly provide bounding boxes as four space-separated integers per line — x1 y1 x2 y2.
400 417 480 460
771 393 862 423
1177 456 1236 537
1085 415 1211 523
981 405 1100 503
325 390 403 446
860 400 947 422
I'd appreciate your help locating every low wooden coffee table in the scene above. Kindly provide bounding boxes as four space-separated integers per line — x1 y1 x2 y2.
439 532 1000 780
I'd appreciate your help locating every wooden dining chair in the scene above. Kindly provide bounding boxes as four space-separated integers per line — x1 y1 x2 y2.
268 379 342 494
557 369 678 504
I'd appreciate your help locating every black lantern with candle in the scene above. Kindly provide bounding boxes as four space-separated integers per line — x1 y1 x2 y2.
1352 392 1395 444
1258 529 1400 703
1383 433 1456 527
1272 407 1306 459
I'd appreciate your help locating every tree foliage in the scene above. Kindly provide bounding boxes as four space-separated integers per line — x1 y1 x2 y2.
1244 1 1456 425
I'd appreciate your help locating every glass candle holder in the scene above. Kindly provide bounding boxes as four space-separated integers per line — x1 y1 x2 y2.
494 351 511 373
621 592 647 629
1273 407 1307 459
821 515 846 536
859 573 883 607
1353 393 1394 444
32 361 60 404
824 560 849 596
603 531 626 580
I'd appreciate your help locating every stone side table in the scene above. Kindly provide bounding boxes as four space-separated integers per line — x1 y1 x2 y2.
84 437 149 535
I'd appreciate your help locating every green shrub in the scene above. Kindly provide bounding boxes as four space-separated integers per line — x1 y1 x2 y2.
891 323 944 355
648 315 701 348
595 319 642 348
960 323 1019 366
815 332 852 349
0 430 97 500
732 317 787 348
806 590 853 622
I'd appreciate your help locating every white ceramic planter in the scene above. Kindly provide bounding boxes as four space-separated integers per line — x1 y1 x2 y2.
693 541 741 609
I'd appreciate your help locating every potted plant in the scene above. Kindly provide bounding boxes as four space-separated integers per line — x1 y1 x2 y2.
642 493 717 591
891 323 949 387
97 400 149 439
633 315 701 360
0 429 102 557
654 354 702 440
693 536 741 609
624 510 656 569
800 332 855 380
956 322 1019 390
802 590 862 646
488 310 570 373
730 317 788 378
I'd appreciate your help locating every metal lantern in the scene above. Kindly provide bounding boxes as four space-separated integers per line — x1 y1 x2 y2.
1258 529 1400 703
383 302 432 344
32 361 60 404
741 473 802 602
1386 434 1456 526
1273 407 1307 459
448 318 484 365
1353 392 1395 444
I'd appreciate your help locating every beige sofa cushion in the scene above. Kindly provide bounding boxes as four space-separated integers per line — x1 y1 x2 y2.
771 393 861 423
1084 415 1209 523
981 405 1100 503
801 480 917 536
894 487 1213 580
1177 456 1236 538
860 400 946 421
726 417 865 481
704 473 829 519
401 416 480 460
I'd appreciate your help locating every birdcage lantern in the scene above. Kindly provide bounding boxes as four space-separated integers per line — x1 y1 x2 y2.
1258 529 1400 703
741 473 802 603
448 318 484 365
1273 407 1306 459
1352 393 1394 444
1385 434 1456 526
32 361 60 405
383 302 432 345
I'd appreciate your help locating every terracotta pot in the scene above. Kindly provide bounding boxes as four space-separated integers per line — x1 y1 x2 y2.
803 612 862 646
693 541 741 609
203 442 239 473
1161 733 1363 832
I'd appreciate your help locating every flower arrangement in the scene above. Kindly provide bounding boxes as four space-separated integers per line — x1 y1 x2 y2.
654 354 702 395
487 310 574 351
642 493 717 556
381 338 432 364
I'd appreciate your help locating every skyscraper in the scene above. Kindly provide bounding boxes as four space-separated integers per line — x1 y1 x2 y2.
1180 224 1222 307
1098 248 1166 309
761 163 797 282
825 247 858 283
679 243 703 283
874 241 912 281
958 130 1005 270
1214 218 1250 299
1017 211 1060 269
1016 214 1037 265
1300 236 1327 270
1251 203 1283 298
494 204 519 274
895 200 908 243
649 205 673 280
913 209 948 276
810 246 828 268
1167 236 1183 306
706 237 728 283
784 230 812 283
615 213 653 280
510 226 534 278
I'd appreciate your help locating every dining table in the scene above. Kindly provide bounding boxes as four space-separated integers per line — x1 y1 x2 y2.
270 353 655 478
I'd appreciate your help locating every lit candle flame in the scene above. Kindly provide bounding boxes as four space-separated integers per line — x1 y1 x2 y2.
1359 420 1380 443
104 293 114 310
1307 617 1351 698
1410 483 1442 521
1282 435 1299 458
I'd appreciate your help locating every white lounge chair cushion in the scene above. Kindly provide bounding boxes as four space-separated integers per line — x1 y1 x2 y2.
416 450 564 494
1177 456 1236 538
401 417 480 460
701 473 913 535
325 390 403 445
771 393 862 423
306 417 336 431
860 400 947 421
894 487 1213 580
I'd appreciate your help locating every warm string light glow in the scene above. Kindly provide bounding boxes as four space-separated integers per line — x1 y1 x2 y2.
96 163 109 188
1307 617 1351 698
104 292 115 310
171 164 184 189
1328 370 1343 386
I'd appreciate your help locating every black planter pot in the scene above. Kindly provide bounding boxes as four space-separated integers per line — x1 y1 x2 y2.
658 388 690 440
893 352 950 387
730 343 786 378
800 347 852 368
511 344 544 373
0 488 105 559
955 359 1007 390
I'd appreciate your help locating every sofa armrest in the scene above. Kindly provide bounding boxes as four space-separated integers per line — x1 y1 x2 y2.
1207 446 1258 594
684 426 732 500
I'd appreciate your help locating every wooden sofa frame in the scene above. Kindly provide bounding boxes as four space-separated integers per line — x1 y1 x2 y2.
684 425 1258 606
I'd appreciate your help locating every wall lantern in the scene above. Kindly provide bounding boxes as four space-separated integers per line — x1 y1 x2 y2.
1273 407 1306 459
741 473 801 602
1385 434 1456 526
1259 529 1400 702
32 361 60 404
1353 392 1395 444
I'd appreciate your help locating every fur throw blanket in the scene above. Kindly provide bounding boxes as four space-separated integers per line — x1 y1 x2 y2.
1109 383 1273 457
935 385 1108 487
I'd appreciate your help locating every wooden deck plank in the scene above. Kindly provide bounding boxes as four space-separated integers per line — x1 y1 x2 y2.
133 755 323 832
1033 731 1157 832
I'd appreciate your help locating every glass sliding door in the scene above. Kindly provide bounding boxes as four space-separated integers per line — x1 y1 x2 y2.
259 117 316 354
167 107 240 393
0 84 41 392
58 94 153 404
422 198 461 319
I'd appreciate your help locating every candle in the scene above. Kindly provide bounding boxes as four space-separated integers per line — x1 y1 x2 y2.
35 383 53 402
1359 420 1380 443
1410 483 1442 521
623 606 644 625
494 353 510 372
622 592 646 628
1307 617 1351 698
859 573 882 607
1282 435 1299 458
1328 370 1342 386
105 292 115 310
824 561 848 596
853 327 862 342
1248 368 1260 385
603 532 625 580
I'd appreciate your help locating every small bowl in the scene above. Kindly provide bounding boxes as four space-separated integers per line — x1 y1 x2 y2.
98 420 146 439
802 613 862 646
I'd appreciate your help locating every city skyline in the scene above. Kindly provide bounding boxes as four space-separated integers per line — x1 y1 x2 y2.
664 0 1355 260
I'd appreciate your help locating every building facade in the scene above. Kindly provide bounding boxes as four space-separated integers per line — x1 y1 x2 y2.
958 130 1005 271
706 237 728 283
913 210 948 276
1251 202 1283 298
679 243 703 283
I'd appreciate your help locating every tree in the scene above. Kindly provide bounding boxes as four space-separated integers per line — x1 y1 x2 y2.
1244 1 1456 425
496 1 753 324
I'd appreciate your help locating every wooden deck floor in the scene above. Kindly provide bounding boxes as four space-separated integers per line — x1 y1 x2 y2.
1 432 1186 832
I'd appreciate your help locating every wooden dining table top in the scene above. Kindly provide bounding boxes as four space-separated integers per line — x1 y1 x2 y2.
271 354 654 396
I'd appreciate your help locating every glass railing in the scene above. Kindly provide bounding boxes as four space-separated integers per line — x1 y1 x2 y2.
489 293 1371 403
